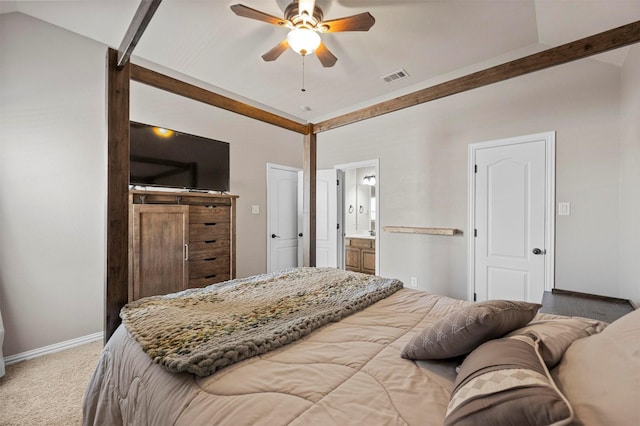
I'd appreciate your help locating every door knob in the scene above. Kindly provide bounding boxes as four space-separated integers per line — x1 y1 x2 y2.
532 248 546 255
298 233 303 237
271 234 280 239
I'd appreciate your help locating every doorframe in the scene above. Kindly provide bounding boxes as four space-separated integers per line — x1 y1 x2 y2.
266 163 302 272
467 132 555 302
334 159 380 274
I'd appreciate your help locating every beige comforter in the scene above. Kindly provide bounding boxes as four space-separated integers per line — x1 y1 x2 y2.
83 288 467 426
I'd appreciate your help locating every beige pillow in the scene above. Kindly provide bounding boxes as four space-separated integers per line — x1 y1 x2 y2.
554 309 640 425
401 300 541 360
507 316 606 368
445 334 574 426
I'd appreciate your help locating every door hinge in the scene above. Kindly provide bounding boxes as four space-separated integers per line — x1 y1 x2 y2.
337 223 340 229
473 293 477 301
474 229 477 237
337 179 340 186
474 164 477 173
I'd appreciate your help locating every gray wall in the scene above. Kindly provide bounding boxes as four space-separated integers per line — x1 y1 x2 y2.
318 53 637 304
0 13 302 357
620 45 640 305
1 13 107 357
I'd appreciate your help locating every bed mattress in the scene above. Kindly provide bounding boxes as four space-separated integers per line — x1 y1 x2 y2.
83 288 466 425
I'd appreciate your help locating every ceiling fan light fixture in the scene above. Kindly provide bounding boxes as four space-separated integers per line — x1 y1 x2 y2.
287 27 321 56
231 2 374 67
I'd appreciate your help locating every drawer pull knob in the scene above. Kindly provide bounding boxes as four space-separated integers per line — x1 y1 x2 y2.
205 274 217 279
205 222 217 226
204 258 217 261
205 240 217 244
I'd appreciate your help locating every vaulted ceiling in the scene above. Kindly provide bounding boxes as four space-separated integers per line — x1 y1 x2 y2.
2 0 639 123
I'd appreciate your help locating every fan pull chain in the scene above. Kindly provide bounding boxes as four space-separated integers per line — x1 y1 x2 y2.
301 55 306 92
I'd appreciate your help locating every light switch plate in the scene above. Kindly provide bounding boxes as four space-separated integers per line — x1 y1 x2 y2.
558 202 571 216
251 205 260 214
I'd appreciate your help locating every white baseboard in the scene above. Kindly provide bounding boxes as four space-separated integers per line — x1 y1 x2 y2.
4 331 103 366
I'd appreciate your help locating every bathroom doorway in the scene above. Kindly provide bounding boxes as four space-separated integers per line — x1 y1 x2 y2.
335 160 379 275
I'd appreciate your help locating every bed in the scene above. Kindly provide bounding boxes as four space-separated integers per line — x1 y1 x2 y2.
83 267 639 425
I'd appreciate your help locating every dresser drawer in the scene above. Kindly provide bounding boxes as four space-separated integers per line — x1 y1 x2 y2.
188 240 230 260
189 274 231 289
349 238 373 249
190 205 230 223
189 256 230 279
190 223 230 241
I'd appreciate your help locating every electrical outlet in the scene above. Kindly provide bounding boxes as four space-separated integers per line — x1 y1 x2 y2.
410 277 418 288
251 205 260 214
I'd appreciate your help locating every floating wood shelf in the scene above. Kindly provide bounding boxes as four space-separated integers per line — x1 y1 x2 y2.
383 226 461 236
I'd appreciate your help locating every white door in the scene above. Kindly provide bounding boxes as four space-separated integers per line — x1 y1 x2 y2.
267 164 300 272
471 133 555 303
336 169 345 269
316 169 338 267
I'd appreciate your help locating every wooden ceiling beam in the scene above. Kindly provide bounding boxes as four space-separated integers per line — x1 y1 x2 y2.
130 64 310 135
117 0 163 68
313 20 640 133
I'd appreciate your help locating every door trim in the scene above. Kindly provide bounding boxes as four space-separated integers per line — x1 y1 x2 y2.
266 163 302 272
467 132 555 302
334 159 380 275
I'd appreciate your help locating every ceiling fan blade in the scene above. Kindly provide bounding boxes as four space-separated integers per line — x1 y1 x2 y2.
230 4 288 27
298 0 316 18
315 42 337 67
262 39 290 62
320 12 375 32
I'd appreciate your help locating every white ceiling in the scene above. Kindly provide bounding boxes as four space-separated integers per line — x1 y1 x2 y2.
3 0 640 123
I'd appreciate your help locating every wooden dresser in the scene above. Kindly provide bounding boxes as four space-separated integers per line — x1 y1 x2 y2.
129 190 238 301
345 237 375 275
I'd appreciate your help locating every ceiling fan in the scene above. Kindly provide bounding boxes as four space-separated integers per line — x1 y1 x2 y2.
230 0 375 67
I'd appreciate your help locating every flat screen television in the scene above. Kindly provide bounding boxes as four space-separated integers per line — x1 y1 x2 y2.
129 121 230 192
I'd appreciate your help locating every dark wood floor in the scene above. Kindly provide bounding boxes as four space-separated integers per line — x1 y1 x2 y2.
539 289 635 323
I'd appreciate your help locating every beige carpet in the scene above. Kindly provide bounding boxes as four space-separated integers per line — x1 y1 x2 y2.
0 340 103 426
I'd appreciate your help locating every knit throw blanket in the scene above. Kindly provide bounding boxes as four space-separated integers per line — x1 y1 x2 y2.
121 267 403 377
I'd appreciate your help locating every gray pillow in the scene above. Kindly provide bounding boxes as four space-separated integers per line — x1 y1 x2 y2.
444 334 574 426
554 309 640 425
506 316 605 368
401 300 541 360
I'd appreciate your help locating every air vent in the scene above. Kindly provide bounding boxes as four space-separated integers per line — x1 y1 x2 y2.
381 69 409 83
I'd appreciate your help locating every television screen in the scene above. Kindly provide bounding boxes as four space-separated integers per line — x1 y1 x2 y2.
129 121 230 192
